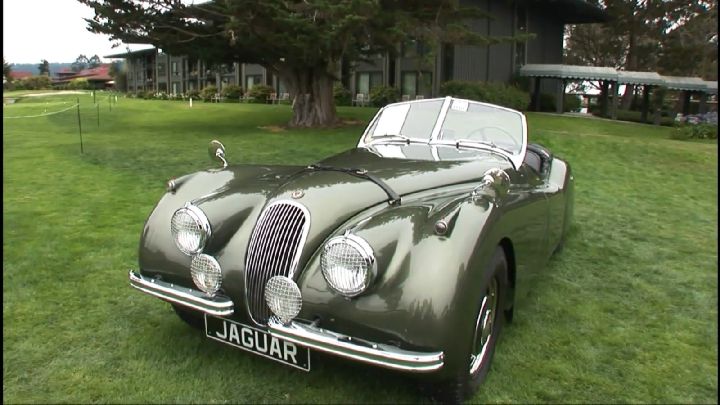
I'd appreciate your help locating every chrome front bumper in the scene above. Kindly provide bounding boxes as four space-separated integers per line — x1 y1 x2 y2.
129 270 443 372
129 270 234 316
267 318 444 372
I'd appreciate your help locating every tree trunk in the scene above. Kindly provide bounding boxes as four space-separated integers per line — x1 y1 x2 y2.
280 66 338 128
620 31 637 110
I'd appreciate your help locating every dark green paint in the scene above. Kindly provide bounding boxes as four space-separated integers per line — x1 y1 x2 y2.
138 143 574 379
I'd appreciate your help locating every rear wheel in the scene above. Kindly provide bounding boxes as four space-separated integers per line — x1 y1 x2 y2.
425 247 508 403
172 304 204 330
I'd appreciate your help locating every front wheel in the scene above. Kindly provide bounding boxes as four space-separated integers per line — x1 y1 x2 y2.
425 246 509 403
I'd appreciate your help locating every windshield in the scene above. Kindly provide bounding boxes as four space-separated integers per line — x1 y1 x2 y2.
364 99 444 141
361 97 526 168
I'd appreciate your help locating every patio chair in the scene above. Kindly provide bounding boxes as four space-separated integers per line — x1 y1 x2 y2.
268 92 278 104
401 94 410 102
352 93 368 107
415 95 425 100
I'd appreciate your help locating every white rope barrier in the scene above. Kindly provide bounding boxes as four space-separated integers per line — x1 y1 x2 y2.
3 103 80 119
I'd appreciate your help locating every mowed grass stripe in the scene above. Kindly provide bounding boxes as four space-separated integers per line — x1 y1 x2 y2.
3 92 717 403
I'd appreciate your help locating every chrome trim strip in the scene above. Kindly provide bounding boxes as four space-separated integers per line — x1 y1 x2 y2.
267 318 444 373
129 270 234 316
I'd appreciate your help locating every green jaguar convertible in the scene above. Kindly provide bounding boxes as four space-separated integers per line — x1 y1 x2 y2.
129 96 574 402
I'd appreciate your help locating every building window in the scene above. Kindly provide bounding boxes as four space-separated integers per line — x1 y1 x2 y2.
171 62 179 76
401 40 430 58
356 71 383 96
245 75 263 90
401 71 432 97
157 62 166 76
172 82 180 95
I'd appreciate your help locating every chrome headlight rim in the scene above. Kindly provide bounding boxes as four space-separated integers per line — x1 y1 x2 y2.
321 233 377 297
171 203 212 256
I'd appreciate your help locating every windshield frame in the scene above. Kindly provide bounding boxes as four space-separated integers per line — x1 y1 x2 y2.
358 96 527 169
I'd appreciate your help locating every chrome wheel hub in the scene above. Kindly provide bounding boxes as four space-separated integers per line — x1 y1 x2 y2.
470 277 498 374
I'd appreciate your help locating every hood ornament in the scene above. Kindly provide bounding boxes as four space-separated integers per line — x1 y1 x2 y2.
291 190 305 199
208 140 228 168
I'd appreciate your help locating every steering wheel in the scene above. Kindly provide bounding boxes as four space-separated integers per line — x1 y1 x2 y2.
464 126 519 147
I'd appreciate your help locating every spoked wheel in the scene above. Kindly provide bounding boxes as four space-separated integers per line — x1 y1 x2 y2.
424 247 508 404
469 276 499 375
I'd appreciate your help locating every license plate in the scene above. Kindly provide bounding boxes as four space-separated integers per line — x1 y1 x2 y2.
205 314 310 371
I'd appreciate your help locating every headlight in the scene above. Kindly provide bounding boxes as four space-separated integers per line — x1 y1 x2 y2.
170 204 211 255
321 234 376 297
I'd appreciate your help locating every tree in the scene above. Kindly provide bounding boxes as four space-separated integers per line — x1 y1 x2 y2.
79 0 517 127
38 59 50 76
657 1 718 80
88 54 102 68
72 54 89 72
3 58 11 80
109 60 127 91
564 0 713 107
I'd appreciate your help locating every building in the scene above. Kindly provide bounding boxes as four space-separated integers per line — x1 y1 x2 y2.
106 0 607 98
53 64 114 89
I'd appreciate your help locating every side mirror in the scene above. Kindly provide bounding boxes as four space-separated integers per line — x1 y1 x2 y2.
472 168 510 203
208 140 227 168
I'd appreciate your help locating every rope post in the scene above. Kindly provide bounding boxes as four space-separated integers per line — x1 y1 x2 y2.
76 97 84 154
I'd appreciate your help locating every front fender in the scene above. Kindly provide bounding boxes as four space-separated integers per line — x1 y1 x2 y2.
295 192 507 376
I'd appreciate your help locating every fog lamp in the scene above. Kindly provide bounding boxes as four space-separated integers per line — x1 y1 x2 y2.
265 276 302 324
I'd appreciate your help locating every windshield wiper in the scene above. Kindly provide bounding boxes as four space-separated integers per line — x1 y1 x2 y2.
453 139 513 164
308 164 401 206
370 134 412 144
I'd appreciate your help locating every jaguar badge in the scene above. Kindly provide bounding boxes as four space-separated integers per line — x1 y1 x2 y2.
291 190 305 199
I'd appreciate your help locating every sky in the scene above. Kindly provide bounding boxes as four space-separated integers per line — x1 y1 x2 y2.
3 0 151 64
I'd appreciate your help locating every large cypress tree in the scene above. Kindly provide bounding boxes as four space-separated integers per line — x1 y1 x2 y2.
79 0 512 127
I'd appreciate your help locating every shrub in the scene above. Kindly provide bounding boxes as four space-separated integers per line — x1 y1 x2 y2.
334 82 351 106
20 75 52 90
533 93 581 112
221 84 243 100
67 78 90 90
134 90 148 99
200 85 218 101
439 80 529 111
186 89 200 100
671 123 718 140
369 85 400 107
248 84 274 103
154 92 169 100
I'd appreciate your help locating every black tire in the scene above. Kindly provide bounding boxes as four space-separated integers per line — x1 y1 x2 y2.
172 304 204 330
425 246 509 404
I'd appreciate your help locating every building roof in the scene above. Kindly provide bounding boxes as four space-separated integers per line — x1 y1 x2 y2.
9 71 33 80
519 64 618 81
702 81 718 95
617 71 665 86
105 47 156 59
520 64 716 93
662 76 712 92
53 64 113 83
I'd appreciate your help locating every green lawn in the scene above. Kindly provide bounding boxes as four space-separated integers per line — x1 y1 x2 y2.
3 92 717 404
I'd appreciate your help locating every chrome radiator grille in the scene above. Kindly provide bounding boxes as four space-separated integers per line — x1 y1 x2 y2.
245 200 309 324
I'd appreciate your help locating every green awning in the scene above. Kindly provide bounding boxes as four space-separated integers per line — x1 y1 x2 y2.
661 76 709 92
702 81 718 95
617 71 665 86
519 64 618 81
